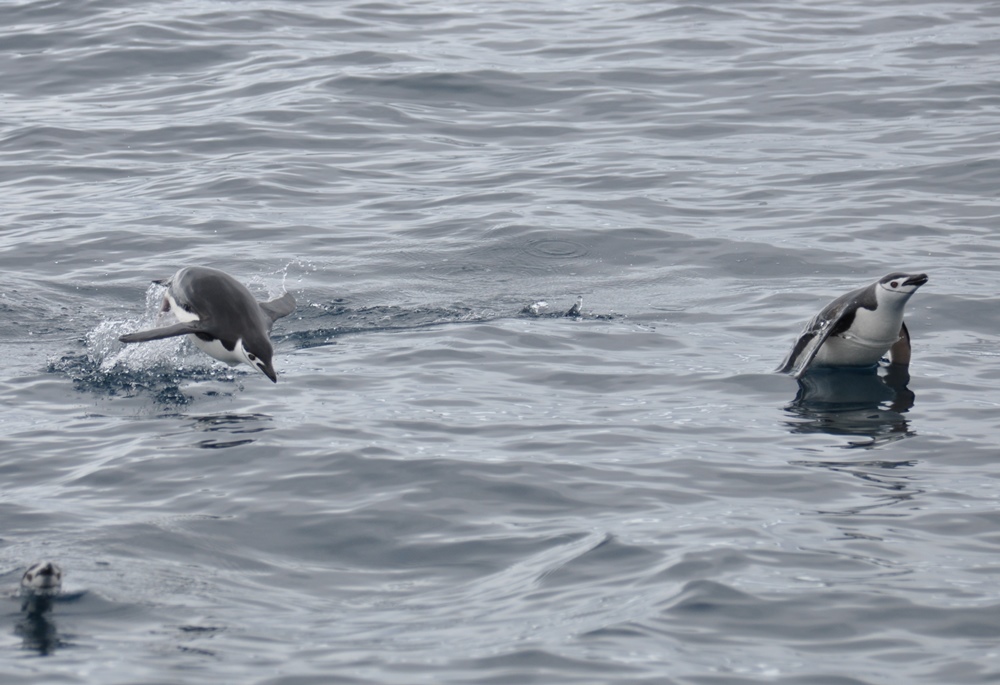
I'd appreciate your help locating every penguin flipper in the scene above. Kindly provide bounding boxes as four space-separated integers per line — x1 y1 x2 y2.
777 327 831 378
119 321 202 343
260 292 296 325
776 305 845 378
887 321 911 367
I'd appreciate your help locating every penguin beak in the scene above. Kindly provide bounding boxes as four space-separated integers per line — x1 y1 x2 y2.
260 361 278 383
243 343 278 382
36 564 59 587
903 273 928 287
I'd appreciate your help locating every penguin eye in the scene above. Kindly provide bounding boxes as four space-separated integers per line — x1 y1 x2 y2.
890 281 898 288
247 353 256 361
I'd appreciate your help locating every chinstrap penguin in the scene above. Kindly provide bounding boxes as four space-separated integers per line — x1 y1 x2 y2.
778 272 928 378
119 266 296 382
21 561 63 594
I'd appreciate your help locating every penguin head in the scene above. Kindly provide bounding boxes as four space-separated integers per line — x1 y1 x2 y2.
238 336 278 383
21 561 63 592
878 272 928 300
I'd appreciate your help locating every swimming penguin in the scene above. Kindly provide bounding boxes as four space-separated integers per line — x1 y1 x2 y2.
20 561 62 594
564 296 583 318
777 272 928 378
17 561 64 655
119 267 296 382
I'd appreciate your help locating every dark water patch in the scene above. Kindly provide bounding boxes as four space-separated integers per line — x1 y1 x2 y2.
450 649 639 683
47 351 241 406
284 298 611 351
326 70 587 110
191 413 273 434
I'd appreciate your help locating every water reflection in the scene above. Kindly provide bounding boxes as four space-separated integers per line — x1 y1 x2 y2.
793 456 922 515
16 593 63 655
191 413 273 449
784 365 915 447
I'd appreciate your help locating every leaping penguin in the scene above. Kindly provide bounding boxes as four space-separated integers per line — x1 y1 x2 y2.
777 272 928 378
119 267 296 382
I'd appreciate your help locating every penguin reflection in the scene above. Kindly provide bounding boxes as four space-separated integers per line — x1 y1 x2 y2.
784 364 915 446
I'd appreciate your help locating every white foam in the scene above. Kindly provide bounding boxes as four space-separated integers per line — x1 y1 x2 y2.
88 282 194 373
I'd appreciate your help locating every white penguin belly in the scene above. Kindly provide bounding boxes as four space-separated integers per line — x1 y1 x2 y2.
813 307 903 368
189 335 245 366
812 334 893 367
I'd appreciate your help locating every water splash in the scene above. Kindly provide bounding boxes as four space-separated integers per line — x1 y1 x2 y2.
48 281 242 404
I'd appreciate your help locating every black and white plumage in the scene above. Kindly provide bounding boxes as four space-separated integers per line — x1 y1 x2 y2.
119 267 296 383
778 272 928 378
21 561 63 593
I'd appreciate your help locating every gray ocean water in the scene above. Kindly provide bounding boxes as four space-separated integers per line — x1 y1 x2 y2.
2 1 999 682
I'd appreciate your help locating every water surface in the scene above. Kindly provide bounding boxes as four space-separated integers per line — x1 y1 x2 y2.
2 1 999 683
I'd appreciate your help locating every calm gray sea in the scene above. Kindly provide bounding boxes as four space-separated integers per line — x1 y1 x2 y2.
2 1 999 683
